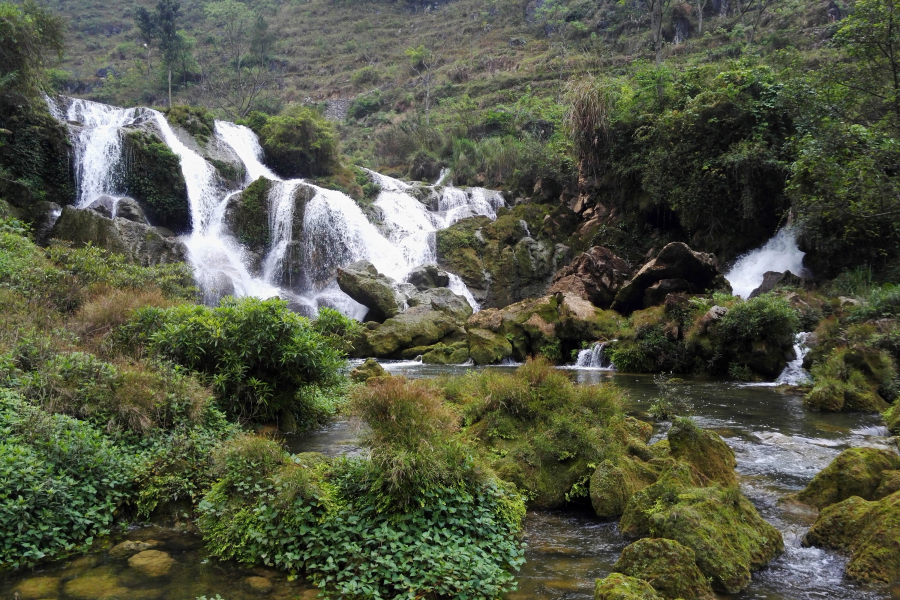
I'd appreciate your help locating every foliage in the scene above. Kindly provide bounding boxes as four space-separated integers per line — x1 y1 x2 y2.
0 1 65 101
166 105 215 142
129 296 346 423
348 90 383 119
249 107 340 178
717 293 800 346
123 129 190 231
229 176 271 250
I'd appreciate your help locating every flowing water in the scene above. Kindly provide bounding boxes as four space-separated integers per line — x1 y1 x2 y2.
726 229 809 299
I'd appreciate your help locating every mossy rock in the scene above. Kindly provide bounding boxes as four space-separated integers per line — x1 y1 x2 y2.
350 358 388 382
613 537 715 600
226 177 273 253
805 490 900 584
467 327 513 365
886 402 900 435
806 346 896 412
795 447 900 509
590 455 662 519
365 306 464 357
875 470 900 500
421 341 470 365
594 573 663 600
13 576 61 600
667 419 737 487
123 129 190 232
620 462 707 538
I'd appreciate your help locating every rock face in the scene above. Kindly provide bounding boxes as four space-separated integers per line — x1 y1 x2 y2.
612 243 728 314
796 447 900 509
337 261 405 323
594 573 663 600
804 490 900 584
406 264 450 290
614 538 715 600
748 270 807 298
547 246 631 309
49 206 187 266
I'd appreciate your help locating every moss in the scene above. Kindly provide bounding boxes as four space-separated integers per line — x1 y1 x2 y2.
165 105 215 143
594 573 663 600
249 107 340 178
229 177 272 251
619 462 706 538
467 327 513 365
590 455 663 519
805 490 900 584
123 130 190 232
806 346 896 412
349 358 387 382
421 341 470 365
795 447 900 509
667 418 738 487
886 402 900 435
613 538 715 600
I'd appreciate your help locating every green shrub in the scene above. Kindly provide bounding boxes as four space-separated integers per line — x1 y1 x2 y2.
0 390 136 569
166 105 216 143
129 296 346 423
348 90 383 119
249 107 340 178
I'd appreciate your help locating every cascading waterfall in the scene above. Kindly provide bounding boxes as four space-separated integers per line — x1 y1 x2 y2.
726 228 808 299
776 332 813 386
572 341 616 370
51 97 502 317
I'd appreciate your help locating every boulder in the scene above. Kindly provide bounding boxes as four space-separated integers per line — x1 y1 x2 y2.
590 455 662 519
364 305 464 357
87 195 116 218
467 327 513 365
115 197 148 223
64 567 131 600
667 419 738 487
421 341 470 365
407 287 473 321
594 573 663 600
406 264 450 290
128 549 176 577
795 447 900 509
243 576 274 594
349 358 388 382
613 538 715 600
337 261 404 323
13 576 61 600
748 270 807 298
547 246 631 309
109 539 162 559
49 206 187 266
804 490 900 584
612 243 726 314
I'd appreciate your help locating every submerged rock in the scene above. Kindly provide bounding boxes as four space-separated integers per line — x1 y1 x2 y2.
128 549 176 577
804 490 900 584
594 573 663 600
243 575 274 594
795 447 900 509
13 576 61 600
547 245 631 309
109 539 162 559
349 358 388 382
337 261 404 323
613 538 715 600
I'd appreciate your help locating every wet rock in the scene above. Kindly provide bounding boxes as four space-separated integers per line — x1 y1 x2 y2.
406 264 450 290
876 470 900 500
349 358 388 382
804 490 900 584
244 576 274 594
128 549 176 577
407 287 473 321
748 270 807 299
546 246 631 309
667 419 738 487
14 576 61 600
87 195 116 218
49 207 187 267
466 326 513 365
613 538 715 600
363 305 464 357
886 402 900 436
337 260 404 323
594 573 663 599
612 243 726 314
795 447 900 509
109 539 162 559
421 341 470 364
63 567 131 600
115 197 148 224
590 455 662 519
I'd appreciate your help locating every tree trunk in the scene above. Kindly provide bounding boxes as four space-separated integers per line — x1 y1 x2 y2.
698 0 704 34
168 68 173 108
651 0 664 64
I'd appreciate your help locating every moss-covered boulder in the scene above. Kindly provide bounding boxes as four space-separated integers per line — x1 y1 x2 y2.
407 287 473 322
467 327 513 365
122 129 190 232
620 462 708 537
349 358 388 382
49 206 187 266
804 490 900 584
337 261 404 323
887 402 900 435
806 346 896 412
594 573 663 600
613 538 715 600
667 418 737 487
362 306 466 358
421 341 470 365
795 447 900 509
590 455 663 519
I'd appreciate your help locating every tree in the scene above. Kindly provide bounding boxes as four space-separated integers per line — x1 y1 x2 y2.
648 0 674 64
0 1 65 101
405 45 439 126
133 0 187 107
199 0 277 119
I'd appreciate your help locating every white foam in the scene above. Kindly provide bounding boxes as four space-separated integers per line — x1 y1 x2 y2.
726 229 808 299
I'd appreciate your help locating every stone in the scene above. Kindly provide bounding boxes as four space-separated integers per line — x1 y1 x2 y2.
875 470 900 500
421 341 470 365
804 490 900 584
612 243 725 314
337 260 403 323
14 576 61 600
49 207 187 267
364 306 464 357
590 455 662 519
795 447 900 509
547 246 631 309
349 358 388 382
594 573 663 600
115 197 148 223
128 549 176 577
667 419 738 487
467 327 513 365
748 270 807 298
87 195 116 218
63 567 131 600
244 576 274 594
109 539 161 559
406 264 450 290
407 287 473 321
643 278 692 308
614 538 715 600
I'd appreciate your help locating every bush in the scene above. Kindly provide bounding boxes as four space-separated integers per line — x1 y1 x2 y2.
717 294 800 346
129 296 346 423
249 107 340 178
0 390 136 568
348 90 383 119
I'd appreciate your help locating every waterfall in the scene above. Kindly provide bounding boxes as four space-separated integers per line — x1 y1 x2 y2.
573 341 616 370
726 229 808 299
775 332 812 386
51 97 503 317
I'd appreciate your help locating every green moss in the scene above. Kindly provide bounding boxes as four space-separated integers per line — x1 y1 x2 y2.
796 447 900 509
230 177 272 251
613 537 715 600
123 130 189 231
886 402 900 435
594 573 663 600
806 346 896 412
249 107 339 178
165 105 215 143
349 358 387 382
466 327 513 365
805 491 900 584
590 455 663 519
667 418 738 487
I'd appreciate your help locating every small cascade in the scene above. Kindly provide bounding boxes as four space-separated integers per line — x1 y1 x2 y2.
447 273 480 312
519 220 532 238
775 332 813 386
726 229 808 299
213 121 277 182
573 341 616 370
435 168 451 186
260 180 302 283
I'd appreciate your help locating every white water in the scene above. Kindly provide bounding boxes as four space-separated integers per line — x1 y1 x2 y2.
570 341 616 370
726 229 808 299
741 332 813 387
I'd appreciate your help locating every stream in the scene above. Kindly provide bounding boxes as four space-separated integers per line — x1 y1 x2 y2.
2 364 898 600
